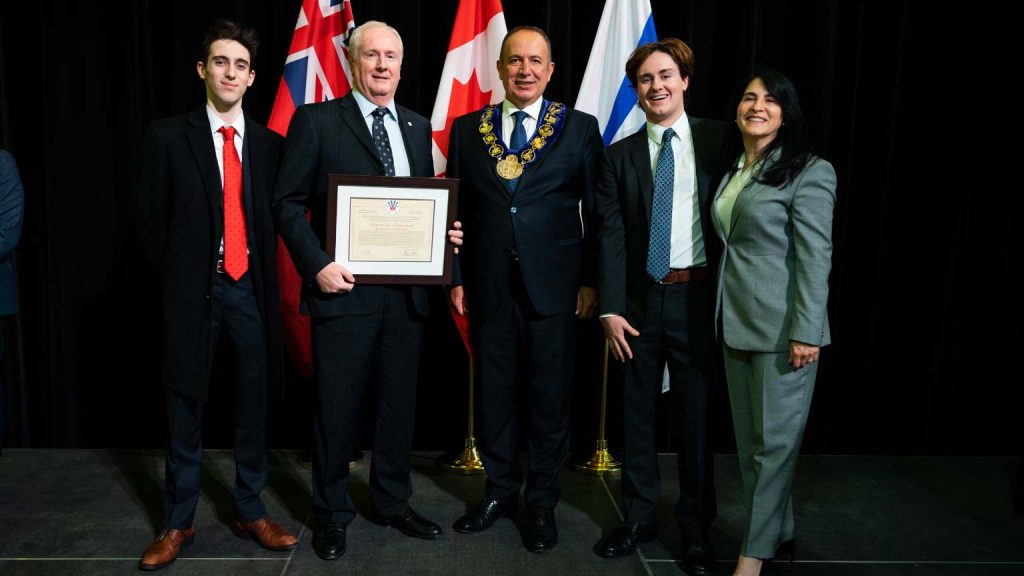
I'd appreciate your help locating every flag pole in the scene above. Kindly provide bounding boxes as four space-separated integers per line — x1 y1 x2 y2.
431 0 506 475
439 358 486 474
573 340 621 474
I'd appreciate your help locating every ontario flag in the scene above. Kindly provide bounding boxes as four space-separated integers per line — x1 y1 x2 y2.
430 0 507 358
268 0 356 377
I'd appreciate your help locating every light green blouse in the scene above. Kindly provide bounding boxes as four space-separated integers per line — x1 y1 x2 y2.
716 156 758 237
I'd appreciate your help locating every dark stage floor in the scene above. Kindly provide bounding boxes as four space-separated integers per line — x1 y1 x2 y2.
0 450 1021 575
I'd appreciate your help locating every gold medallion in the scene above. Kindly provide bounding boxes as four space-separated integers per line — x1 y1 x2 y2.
479 122 493 134
538 124 554 137
496 154 524 180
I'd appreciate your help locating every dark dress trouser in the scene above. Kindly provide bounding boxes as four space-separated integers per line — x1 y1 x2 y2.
475 259 577 510
310 286 424 527
164 271 268 529
620 279 717 538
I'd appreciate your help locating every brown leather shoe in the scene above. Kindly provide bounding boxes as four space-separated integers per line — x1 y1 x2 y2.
138 527 195 571
235 516 298 551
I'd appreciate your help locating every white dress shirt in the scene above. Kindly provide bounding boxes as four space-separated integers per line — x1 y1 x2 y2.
352 90 411 177
206 106 246 255
646 113 705 269
500 98 545 148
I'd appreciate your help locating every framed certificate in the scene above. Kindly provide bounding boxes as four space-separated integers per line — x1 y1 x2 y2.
326 175 459 285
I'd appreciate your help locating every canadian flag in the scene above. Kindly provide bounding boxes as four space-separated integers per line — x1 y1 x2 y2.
430 0 507 178
430 0 507 358
268 0 356 378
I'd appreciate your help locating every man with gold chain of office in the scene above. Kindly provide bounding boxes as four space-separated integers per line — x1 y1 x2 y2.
446 25 604 553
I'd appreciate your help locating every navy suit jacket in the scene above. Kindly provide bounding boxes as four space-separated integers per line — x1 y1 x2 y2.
273 93 433 318
0 149 24 317
448 104 603 318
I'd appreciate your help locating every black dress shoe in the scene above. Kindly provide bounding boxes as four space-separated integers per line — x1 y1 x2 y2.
452 497 516 534
683 535 717 576
523 507 558 552
313 523 346 561
373 507 443 540
773 539 796 572
595 522 657 558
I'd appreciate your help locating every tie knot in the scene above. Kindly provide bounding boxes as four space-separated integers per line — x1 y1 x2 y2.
512 111 527 125
372 107 389 120
661 127 675 146
219 126 236 141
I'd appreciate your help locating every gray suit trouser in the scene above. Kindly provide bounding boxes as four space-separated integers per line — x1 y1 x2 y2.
723 345 818 558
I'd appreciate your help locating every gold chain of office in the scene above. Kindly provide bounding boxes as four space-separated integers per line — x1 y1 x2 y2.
477 101 565 180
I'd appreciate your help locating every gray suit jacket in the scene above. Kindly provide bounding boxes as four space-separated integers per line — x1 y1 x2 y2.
711 155 836 352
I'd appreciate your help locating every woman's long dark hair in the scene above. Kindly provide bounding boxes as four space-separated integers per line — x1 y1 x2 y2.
722 68 813 188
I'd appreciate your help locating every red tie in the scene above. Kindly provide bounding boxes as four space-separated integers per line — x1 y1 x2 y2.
219 126 247 280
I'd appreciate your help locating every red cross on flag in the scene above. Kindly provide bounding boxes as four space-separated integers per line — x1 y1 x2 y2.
269 0 356 377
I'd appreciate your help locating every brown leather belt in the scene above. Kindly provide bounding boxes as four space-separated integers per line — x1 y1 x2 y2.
657 267 709 284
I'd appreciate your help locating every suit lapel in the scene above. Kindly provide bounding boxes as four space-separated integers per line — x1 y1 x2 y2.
395 107 421 176
711 176 728 240
338 94 383 170
478 108 512 196
245 114 266 206
729 152 780 233
185 107 223 222
729 178 769 234
512 106 549 193
689 116 712 212
626 127 654 226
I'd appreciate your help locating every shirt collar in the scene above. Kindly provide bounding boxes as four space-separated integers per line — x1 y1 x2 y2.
352 89 398 121
646 112 690 146
502 97 545 122
206 106 245 139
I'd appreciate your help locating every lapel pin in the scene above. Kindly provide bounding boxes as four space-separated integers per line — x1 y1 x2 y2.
407 121 412 127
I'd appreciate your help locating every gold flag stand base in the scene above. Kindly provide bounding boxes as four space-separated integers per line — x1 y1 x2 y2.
572 439 621 475
439 437 487 475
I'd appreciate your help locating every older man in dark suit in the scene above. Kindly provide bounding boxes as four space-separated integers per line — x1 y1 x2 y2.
593 39 725 576
133 19 296 572
446 25 603 553
273 20 462 562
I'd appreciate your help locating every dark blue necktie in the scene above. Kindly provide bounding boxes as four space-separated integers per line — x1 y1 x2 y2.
509 110 527 190
371 107 395 176
646 127 675 281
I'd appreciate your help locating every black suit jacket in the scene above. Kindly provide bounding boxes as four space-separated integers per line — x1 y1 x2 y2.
448 104 603 318
596 117 726 324
272 93 433 318
133 107 284 400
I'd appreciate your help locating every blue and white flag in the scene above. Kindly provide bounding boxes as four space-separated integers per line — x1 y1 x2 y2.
575 0 657 146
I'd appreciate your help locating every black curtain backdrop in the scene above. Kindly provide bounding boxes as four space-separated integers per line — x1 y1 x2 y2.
0 1 1013 455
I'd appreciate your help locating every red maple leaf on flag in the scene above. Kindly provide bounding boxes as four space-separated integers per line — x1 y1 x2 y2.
432 69 492 177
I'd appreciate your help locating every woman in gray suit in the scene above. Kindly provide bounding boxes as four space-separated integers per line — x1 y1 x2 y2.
711 69 836 576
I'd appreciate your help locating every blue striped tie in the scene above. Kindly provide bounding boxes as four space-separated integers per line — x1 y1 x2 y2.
509 111 527 190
